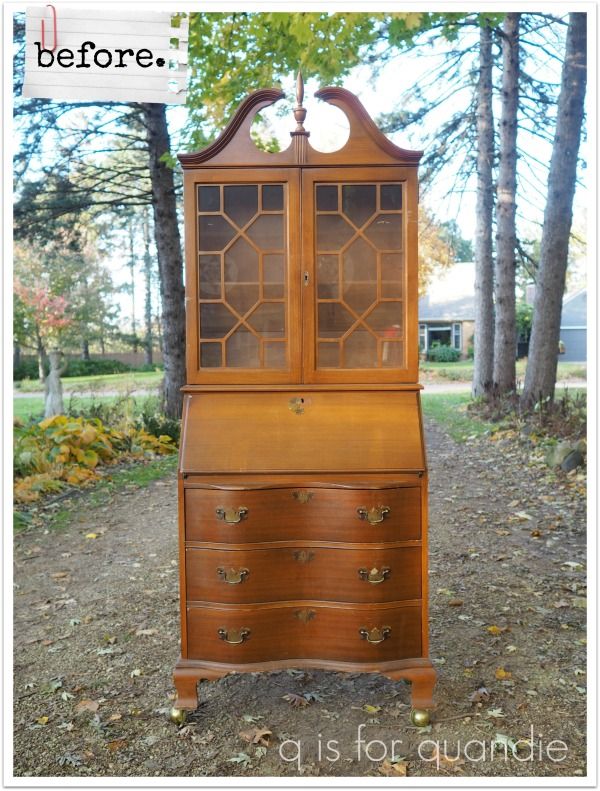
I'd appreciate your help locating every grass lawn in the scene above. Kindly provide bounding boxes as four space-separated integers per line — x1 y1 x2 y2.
421 359 586 382
14 369 163 393
13 394 161 422
421 392 495 442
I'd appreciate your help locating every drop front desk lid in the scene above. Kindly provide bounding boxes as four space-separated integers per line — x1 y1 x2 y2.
180 391 425 474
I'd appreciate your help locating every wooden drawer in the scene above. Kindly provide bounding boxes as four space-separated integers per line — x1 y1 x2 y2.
186 545 421 604
184 486 421 543
186 602 422 663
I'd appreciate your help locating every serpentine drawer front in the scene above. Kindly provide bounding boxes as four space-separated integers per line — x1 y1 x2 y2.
185 545 422 604
186 603 422 664
184 486 421 543
173 80 436 725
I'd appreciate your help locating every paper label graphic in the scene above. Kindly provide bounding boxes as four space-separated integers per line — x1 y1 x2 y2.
22 7 189 104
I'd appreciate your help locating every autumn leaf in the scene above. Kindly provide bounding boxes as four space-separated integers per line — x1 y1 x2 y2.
85 533 99 540
448 598 464 607
487 625 509 635
282 692 310 707
135 628 158 637
495 667 512 681
469 686 490 704
106 739 128 752
74 699 99 715
36 715 49 726
429 745 465 773
228 752 252 768
379 758 408 776
239 727 272 747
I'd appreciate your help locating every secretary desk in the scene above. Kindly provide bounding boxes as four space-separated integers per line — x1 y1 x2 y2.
172 75 436 726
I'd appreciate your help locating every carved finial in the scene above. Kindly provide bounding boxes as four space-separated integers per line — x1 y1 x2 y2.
291 70 308 136
296 70 304 107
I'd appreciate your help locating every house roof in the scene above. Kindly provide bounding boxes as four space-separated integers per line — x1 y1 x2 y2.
419 261 475 322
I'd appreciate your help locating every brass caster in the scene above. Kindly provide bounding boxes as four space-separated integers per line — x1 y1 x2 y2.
410 708 430 727
170 707 187 725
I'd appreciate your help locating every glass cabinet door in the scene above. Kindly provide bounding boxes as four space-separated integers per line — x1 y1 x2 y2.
303 168 417 383
190 170 301 382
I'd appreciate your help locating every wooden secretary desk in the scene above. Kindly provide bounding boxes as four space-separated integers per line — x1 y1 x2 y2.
172 77 436 726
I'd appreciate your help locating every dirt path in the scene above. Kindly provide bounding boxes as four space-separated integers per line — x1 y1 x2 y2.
13 420 587 778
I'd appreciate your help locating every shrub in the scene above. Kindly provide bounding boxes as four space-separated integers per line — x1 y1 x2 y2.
426 343 461 363
63 358 132 377
13 414 177 503
14 359 43 381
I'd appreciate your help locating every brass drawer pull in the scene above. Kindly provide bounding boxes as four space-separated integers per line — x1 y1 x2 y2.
215 506 248 524
216 567 249 584
218 627 250 644
357 506 391 525
293 549 315 563
359 626 391 644
358 566 391 585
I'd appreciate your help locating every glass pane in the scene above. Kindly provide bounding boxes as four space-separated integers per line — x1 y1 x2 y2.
200 342 222 367
316 185 338 211
262 184 283 211
264 342 286 368
198 215 236 251
342 184 376 228
318 302 354 338
343 237 376 282
224 284 259 315
247 215 284 250
200 303 238 338
382 340 403 367
381 252 402 280
343 283 377 314
344 330 377 368
364 214 402 250
247 303 285 337
224 185 258 228
263 284 284 298
224 237 258 282
365 303 403 335
198 185 220 212
318 342 340 367
380 183 402 210
199 255 221 299
264 254 284 283
316 215 354 250
226 328 259 367
317 255 339 299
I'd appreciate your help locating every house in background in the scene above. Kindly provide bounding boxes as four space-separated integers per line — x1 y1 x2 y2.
559 289 586 362
418 261 475 358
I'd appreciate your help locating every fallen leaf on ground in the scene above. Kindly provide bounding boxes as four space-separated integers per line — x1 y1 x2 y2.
495 667 512 681
135 628 158 636
448 598 464 607
470 686 490 704
487 625 509 635
379 758 408 776
239 727 272 746
106 739 128 752
282 692 310 707
74 699 99 715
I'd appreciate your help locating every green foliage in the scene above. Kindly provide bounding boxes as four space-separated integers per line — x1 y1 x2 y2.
426 343 461 362
184 12 380 148
13 359 42 381
13 414 177 503
439 220 474 262
516 301 534 339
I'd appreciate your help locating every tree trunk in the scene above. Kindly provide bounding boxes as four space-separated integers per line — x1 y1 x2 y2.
128 219 138 353
140 103 186 418
143 209 154 366
81 338 90 361
44 349 67 418
14 343 21 370
523 13 587 405
493 12 520 395
36 331 46 383
472 20 496 398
